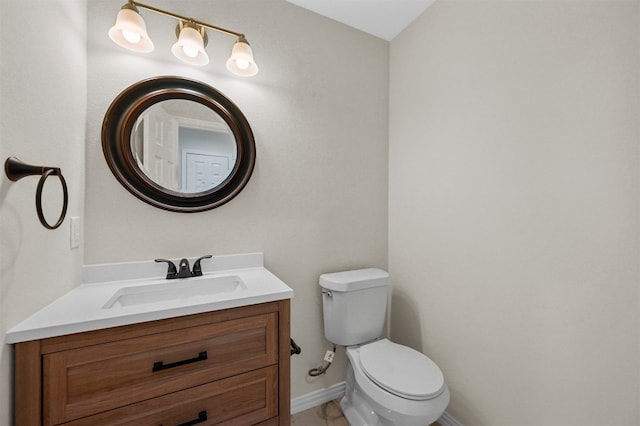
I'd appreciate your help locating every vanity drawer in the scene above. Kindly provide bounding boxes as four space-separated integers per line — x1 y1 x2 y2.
63 366 278 426
44 313 277 425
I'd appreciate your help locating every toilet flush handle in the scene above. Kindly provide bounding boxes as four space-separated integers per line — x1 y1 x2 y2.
322 289 332 297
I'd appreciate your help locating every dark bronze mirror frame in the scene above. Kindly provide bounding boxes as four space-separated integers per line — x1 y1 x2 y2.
102 76 256 212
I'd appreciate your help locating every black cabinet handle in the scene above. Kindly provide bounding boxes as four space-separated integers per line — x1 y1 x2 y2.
176 411 207 426
152 351 207 372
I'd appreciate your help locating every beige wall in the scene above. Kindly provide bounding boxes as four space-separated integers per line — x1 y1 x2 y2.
85 0 388 400
389 1 640 425
0 1 87 424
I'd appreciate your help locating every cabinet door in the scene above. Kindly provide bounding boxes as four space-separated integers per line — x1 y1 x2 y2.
44 313 277 424
64 366 278 426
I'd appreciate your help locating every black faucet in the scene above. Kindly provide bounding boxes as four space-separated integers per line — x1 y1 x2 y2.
176 258 192 278
155 255 213 279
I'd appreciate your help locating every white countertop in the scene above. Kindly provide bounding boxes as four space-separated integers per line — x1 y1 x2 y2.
5 253 293 344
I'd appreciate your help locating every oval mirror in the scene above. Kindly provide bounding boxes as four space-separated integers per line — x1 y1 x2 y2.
102 76 256 212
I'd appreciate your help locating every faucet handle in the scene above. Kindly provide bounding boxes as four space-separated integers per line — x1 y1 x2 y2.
192 255 213 277
155 259 178 279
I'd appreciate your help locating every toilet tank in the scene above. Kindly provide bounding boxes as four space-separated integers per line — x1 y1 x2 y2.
319 268 389 346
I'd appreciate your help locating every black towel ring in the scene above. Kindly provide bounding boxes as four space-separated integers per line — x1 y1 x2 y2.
4 157 69 230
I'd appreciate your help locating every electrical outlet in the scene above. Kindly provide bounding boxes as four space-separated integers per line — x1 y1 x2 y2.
70 216 80 249
324 350 335 363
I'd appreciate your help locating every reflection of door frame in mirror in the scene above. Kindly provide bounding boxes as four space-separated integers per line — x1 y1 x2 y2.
175 116 231 133
102 76 256 212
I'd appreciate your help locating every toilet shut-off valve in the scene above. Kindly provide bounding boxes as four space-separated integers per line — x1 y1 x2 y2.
308 345 337 377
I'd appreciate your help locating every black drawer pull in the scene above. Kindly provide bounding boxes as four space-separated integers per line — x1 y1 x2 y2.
152 351 207 372
176 411 207 426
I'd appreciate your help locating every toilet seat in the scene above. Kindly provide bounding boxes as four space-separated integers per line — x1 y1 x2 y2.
358 339 445 401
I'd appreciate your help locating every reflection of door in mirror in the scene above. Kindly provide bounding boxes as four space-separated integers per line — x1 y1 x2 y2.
185 151 229 192
178 124 236 193
136 104 180 191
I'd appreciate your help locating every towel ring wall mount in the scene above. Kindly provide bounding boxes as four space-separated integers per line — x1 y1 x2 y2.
4 157 69 230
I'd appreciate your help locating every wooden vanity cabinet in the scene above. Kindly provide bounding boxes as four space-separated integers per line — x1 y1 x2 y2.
14 300 290 426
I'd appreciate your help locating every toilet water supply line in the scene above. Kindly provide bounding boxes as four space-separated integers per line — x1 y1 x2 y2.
308 345 337 376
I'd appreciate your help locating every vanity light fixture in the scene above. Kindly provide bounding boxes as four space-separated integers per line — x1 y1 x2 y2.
109 0 259 76
171 22 209 66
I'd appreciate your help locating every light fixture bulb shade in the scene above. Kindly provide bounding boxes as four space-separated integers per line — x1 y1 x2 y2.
226 39 259 77
171 25 209 66
108 8 154 53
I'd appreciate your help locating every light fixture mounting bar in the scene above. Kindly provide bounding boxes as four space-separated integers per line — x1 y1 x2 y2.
129 0 244 39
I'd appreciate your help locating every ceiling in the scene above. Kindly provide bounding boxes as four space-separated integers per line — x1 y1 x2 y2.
286 0 436 41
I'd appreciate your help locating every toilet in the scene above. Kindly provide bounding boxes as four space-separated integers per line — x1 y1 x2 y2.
320 268 449 426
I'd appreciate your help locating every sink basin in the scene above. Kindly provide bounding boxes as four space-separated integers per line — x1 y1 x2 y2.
103 275 247 309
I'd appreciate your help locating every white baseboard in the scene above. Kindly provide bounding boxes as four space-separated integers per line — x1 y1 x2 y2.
290 381 346 415
438 410 464 426
290 381 463 426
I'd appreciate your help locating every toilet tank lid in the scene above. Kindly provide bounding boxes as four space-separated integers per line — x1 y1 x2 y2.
319 268 389 292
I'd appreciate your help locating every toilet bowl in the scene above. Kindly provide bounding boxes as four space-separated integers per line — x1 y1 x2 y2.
319 268 450 426
341 339 450 426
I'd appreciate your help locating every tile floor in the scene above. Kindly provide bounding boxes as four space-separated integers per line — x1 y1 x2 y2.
290 398 442 426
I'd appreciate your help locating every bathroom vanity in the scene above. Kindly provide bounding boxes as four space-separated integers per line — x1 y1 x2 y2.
7 253 293 426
